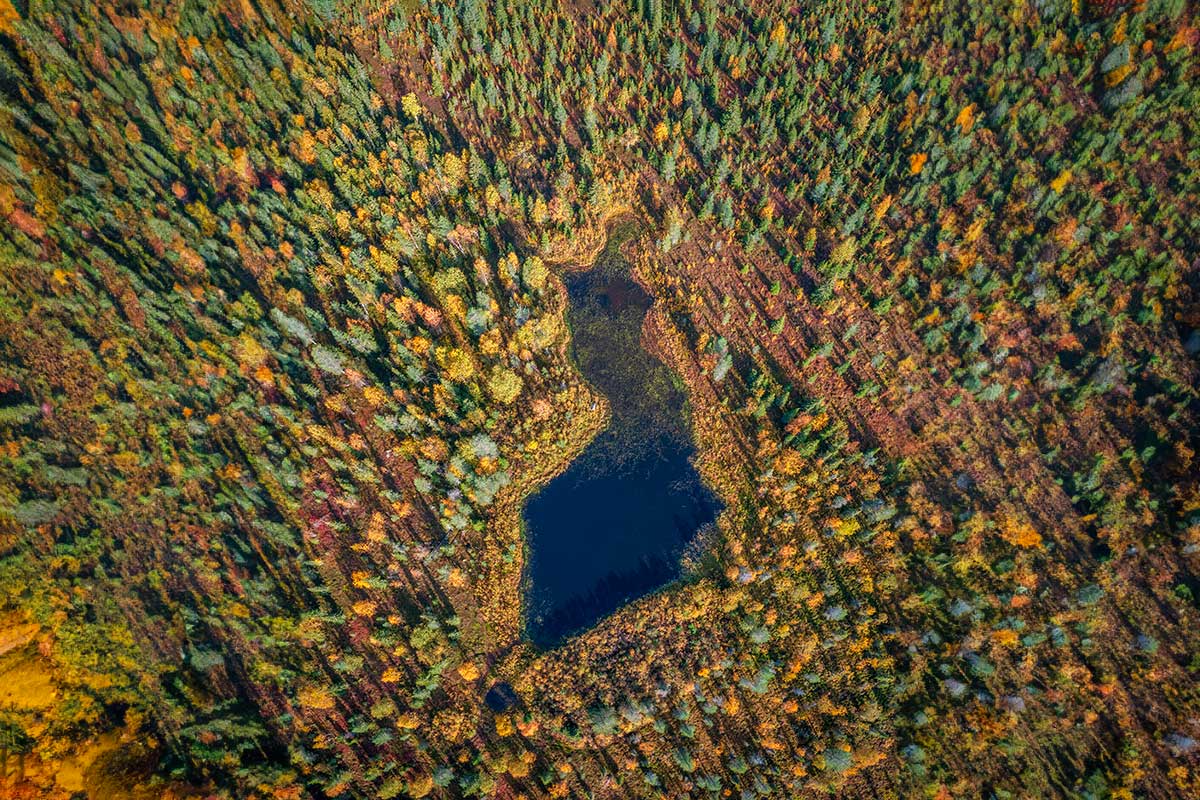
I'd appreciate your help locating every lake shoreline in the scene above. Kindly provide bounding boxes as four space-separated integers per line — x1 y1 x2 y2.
521 219 723 648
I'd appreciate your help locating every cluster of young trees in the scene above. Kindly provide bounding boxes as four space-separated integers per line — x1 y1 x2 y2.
0 0 1196 798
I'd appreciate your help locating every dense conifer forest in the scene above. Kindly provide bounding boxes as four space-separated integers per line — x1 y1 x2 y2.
0 0 1197 797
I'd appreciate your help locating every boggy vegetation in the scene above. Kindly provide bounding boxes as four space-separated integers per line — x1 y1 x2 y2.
0 0 1197 798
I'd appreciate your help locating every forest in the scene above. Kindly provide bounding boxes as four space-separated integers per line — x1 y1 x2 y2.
0 0 1197 798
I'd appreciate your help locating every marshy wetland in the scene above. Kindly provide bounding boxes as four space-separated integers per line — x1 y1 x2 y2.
523 226 722 647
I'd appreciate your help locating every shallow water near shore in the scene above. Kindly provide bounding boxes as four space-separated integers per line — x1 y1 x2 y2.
523 225 722 648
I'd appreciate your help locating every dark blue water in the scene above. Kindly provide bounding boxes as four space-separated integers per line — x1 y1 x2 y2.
524 226 722 647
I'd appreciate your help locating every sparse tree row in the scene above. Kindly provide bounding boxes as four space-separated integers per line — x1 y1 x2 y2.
0 0 1196 798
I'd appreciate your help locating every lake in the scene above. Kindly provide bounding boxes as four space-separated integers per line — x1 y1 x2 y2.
523 224 722 647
